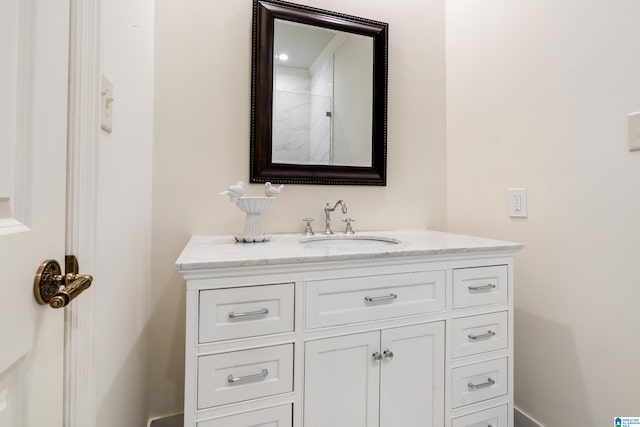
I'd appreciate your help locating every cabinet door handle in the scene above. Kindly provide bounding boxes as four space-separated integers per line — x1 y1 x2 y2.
468 330 496 340
228 308 269 319
382 350 394 360
372 352 383 362
364 293 397 303
467 377 495 390
468 284 496 291
227 369 269 384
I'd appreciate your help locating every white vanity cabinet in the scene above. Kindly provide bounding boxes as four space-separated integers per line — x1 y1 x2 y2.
176 230 522 427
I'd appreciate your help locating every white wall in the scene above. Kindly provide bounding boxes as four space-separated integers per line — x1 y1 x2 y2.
446 0 640 425
151 0 446 418
96 0 154 426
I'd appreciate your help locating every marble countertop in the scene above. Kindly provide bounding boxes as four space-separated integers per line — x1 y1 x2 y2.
176 229 523 271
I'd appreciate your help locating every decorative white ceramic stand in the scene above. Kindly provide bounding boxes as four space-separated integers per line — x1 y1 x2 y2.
220 181 283 243
234 197 274 243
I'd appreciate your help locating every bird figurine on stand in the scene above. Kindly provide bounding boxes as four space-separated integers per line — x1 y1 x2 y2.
219 181 245 203
264 182 284 197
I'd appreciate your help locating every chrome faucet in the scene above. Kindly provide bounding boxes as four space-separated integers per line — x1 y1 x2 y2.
324 200 347 234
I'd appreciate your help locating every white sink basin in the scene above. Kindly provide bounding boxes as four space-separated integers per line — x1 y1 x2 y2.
299 235 401 248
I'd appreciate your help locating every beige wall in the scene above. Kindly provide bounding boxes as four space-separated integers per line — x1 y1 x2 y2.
151 0 446 418
446 0 640 425
106 0 640 422
97 0 154 426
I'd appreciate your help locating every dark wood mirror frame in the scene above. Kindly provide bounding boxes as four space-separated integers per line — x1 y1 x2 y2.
250 0 388 186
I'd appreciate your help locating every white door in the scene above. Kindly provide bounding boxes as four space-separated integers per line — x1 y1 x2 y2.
0 0 70 425
304 332 380 427
379 322 445 427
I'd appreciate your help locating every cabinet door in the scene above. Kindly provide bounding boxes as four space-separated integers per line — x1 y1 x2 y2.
304 332 380 427
379 322 445 427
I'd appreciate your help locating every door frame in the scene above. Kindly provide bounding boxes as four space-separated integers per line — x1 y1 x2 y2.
64 1 100 426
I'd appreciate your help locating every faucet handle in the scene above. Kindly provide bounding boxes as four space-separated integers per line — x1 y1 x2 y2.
302 217 315 236
342 218 356 235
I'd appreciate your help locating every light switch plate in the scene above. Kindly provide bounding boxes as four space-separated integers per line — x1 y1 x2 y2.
628 112 640 152
101 75 113 133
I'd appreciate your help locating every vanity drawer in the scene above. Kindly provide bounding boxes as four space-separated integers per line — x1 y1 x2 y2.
199 283 294 343
305 270 445 329
452 357 508 408
197 404 292 427
197 344 294 409
453 266 508 309
451 404 509 427
452 311 508 358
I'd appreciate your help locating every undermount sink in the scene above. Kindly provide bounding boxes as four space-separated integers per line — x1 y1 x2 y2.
299 234 401 248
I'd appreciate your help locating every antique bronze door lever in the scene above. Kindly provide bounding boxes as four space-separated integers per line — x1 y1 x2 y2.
34 255 93 308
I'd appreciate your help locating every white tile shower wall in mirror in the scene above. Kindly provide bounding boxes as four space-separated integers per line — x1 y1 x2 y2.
273 61 333 165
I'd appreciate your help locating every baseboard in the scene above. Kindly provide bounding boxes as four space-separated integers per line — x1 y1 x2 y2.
147 414 183 427
514 406 544 427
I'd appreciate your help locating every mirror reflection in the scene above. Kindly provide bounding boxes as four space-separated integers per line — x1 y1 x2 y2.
272 20 373 167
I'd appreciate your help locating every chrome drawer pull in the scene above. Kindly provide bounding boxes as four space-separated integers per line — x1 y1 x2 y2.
227 368 269 384
467 377 495 390
364 293 397 303
228 308 269 319
468 330 496 340
468 284 496 291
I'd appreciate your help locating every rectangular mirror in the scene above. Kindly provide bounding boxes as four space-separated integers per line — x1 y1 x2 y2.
250 0 388 185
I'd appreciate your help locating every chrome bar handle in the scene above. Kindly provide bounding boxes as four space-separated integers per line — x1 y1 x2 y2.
228 308 269 319
364 293 398 303
468 330 496 340
382 350 394 360
227 369 269 384
468 284 496 291
467 378 495 390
